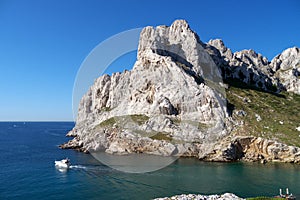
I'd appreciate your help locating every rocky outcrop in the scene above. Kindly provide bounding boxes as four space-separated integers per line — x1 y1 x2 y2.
64 20 229 159
203 136 300 163
62 19 300 164
59 136 86 153
206 39 274 91
271 47 300 94
206 39 300 94
154 193 244 200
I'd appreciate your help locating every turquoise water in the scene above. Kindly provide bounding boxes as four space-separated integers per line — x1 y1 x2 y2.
1 122 300 199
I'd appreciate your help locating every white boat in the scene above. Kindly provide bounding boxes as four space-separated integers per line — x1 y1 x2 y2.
55 158 71 169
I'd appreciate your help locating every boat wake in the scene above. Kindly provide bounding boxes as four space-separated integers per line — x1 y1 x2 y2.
69 165 87 169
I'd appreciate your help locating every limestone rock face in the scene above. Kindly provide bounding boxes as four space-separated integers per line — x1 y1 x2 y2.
206 39 274 91
206 39 233 64
204 136 300 163
271 47 300 94
65 20 228 158
63 19 300 164
138 20 210 79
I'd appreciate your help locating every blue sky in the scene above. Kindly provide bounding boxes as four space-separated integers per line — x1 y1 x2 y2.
0 0 299 121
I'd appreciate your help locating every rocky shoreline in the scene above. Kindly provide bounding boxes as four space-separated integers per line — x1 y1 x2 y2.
60 134 300 164
154 193 244 200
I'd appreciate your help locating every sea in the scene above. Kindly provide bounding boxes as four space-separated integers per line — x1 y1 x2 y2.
1 122 300 200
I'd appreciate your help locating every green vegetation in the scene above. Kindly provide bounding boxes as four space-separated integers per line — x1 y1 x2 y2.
130 114 150 125
97 114 150 128
247 197 284 200
180 120 212 130
149 132 172 141
171 117 181 125
226 79 300 147
133 129 173 142
98 117 116 127
171 118 212 131
101 106 113 112
96 114 175 142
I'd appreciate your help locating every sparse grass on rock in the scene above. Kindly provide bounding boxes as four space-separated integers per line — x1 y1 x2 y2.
98 114 149 128
247 197 284 200
226 79 300 147
149 132 172 141
101 106 113 112
98 117 116 127
130 114 150 125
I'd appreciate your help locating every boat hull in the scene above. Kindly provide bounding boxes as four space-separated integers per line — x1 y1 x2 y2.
55 161 70 169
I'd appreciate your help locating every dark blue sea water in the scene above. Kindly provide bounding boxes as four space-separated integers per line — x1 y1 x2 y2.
1 122 300 200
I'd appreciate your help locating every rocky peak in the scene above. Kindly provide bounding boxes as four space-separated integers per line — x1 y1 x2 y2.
271 47 300 94
137 19 217 80
206 41 274 90
207 37 300 94
207 39 233 64
232 49 269 71
208 39 232 56
271 47 300 71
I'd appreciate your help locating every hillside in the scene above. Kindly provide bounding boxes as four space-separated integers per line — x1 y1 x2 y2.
227 79 300 147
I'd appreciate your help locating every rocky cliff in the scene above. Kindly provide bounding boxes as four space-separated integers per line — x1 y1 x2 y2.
61 20 300 164
206 39 300 94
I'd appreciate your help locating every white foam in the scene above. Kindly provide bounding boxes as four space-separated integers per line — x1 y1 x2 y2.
70 165 87 169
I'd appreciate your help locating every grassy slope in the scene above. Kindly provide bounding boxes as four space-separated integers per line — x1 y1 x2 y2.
226 79 300 147
247 197 284 200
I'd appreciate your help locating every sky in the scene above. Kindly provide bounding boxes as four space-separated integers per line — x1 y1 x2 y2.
0 0 299 121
